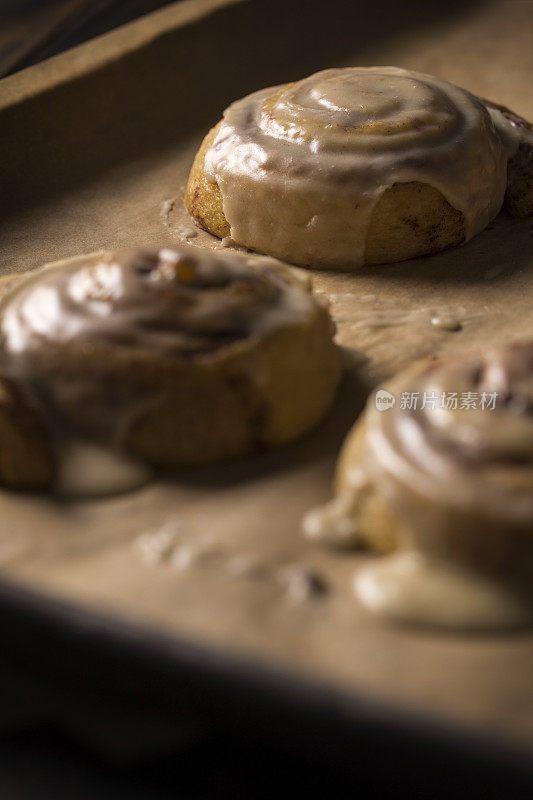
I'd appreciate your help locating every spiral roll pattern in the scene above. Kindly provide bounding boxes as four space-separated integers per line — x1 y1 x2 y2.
0 247 340 488
202 67 510 267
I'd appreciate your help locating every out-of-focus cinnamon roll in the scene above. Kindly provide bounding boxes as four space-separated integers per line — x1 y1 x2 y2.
0 247 340 495
186 67 533 269
303 341 533 630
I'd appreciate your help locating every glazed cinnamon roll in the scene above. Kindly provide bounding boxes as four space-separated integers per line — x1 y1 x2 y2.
0 247 340 494
303 341 533 630
186 67 533 269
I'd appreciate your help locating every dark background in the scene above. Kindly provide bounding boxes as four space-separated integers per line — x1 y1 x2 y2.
0 0 177 77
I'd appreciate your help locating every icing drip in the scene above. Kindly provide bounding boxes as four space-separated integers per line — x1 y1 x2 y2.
366 342 533 523
0 247 316 495
57 442 150 497
205 67 522 267
307 340 533 630
355 552 532 631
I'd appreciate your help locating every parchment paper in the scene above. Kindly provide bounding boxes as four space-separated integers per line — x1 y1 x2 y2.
0 0 532 750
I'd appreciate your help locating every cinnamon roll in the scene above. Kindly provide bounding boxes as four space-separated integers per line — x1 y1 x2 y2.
0 247 340 494
186 67 533 269
303 341 533 630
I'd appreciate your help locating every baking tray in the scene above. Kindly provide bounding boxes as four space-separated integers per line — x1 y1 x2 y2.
1 0 533 783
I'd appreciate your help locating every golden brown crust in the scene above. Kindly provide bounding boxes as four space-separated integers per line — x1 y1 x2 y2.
0 253 341 485
0 380 53 490
186 97 533 266
186 121 467 265
505 143 533 217
0 274 54 489
482 98 533 217
364 182 465 265
332 343 533 562
124 304 340 466
185 123 229 239
334 417 401 554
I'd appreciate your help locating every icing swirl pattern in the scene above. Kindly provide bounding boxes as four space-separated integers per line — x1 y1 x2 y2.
205 67 516 267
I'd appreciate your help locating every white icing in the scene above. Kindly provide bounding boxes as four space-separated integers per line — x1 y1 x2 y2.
365 344 533 523
57 441 150 497
307 341 533 630
355 552 531 630
302 497 360 548
0 248 317 358
205 67 517 268
0 247 326 498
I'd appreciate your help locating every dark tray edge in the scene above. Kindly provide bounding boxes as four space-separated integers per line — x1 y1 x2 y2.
0 573 531 786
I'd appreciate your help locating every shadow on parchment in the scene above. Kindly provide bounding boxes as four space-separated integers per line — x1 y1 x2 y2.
352 214 533 286
0 0 487 218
